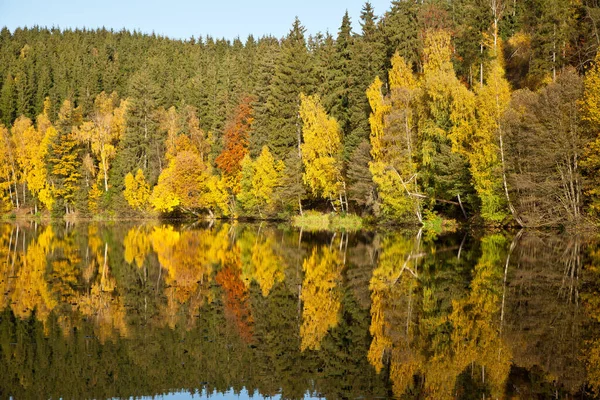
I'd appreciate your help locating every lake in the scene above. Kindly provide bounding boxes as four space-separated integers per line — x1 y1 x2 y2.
0 221 599 399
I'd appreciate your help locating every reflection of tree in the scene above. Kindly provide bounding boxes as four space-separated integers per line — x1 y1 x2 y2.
151 225 229 328
368 231 422 394
300 246 344 351
123 226 151 268
582 237 600 395
77 227 128 343
0 224 17 311
445 234 511 399
0 222 598 398
239 226 285 297
368 231 513 399
11 226 56 329
504 232 590 395
215 243 253 343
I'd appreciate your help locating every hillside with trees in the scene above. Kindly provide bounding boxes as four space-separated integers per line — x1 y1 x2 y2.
1 0 600 227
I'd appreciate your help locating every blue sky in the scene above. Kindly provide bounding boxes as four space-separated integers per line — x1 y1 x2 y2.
0 0 392 40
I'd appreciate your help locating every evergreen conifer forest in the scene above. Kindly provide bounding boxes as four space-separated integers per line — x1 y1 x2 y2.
2 0 600 227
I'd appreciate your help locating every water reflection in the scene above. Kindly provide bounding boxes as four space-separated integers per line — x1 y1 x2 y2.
0 222 598 399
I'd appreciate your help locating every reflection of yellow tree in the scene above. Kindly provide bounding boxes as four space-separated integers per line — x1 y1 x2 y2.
369 232 512 399
412 234 511 399
368 232 421 394
123 226 151 268
0 225 15 311
239 228 285 297
11 226 56 330
151 225 229 328
445 234 511 399
300 246 344 351
77 226 128 343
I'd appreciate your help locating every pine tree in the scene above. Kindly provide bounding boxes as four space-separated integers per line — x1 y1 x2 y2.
265 18 314 159
250 37 281 157
277 149 306 215
0 72 15 126
112 70 161 194
382 0 421 72
347 140 375 212
344 2 386 159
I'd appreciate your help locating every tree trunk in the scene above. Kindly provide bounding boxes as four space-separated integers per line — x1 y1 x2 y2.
103 157 109 192
499 130 524 227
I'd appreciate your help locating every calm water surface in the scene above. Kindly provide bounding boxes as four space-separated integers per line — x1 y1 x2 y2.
0 221 599 399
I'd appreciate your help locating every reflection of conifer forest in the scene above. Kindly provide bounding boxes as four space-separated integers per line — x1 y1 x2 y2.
2 1 600 226
0 222 599 398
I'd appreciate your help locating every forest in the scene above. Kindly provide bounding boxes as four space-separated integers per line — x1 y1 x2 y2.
2 0 600 227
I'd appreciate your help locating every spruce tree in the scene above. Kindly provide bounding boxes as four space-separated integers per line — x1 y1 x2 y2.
111 70 162 194
265 18 314 159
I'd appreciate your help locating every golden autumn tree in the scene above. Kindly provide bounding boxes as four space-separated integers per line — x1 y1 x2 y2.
124 168 151 211
78 91 127 192
151 135 228 218
368 53 422 221
472 44 511 223
216 96 254 206
237 146 283 217
0 124 16 210
11 115 39 206
418 29 476 213
50 99 83 214
28 99 56 212
299 93 346 211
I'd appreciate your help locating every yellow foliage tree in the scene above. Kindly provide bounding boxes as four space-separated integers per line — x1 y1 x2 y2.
78 91 127 192
151 142 229 218
299 93 345 210
124 168 151 211
472 45 511 223
237 146 283 217
368 53 421 221
28 103 57 212
11 115 40 205
0 125 15 210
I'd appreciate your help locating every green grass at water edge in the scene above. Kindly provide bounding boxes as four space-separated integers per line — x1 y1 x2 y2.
291 211 363 232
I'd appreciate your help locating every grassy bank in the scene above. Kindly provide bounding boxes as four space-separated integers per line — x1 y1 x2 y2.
291 211 363 232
